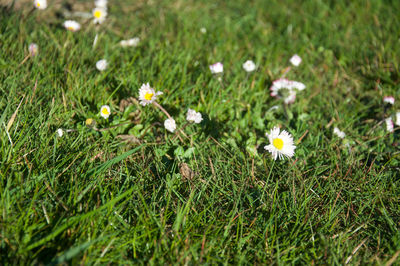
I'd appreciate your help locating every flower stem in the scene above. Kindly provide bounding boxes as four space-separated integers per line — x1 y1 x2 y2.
153 101 189 140
281 66 291 78
172 121 191 141
282 102 289 122
152 102 172 119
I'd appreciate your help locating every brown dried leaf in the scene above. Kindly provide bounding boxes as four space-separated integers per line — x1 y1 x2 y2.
180 163 195 181
119 97 139 112
116 135 141 144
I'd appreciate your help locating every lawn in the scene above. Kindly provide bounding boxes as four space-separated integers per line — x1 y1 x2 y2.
1 0 400 264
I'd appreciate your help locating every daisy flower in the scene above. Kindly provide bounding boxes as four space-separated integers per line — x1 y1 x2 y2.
186 109 203 123
93 7 107 24
270 79 305 94
385 117 394 132
289 54 302 66
200 27 207 34
209 62 223 74
383 96 395 105
333 127 346 138
29 43 38 57
270 78 306 104
138 83 163 106
243 60 256 72
100 105 111 119
264 127 296 160
120 37 140 47
33 0 47 10
164 118 176 133
96 59 108 71
396 112 400 126
63 20 81 32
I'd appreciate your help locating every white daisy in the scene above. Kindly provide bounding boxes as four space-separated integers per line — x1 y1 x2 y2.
63 20 81 32
289 54 302 66
120 37 140 47
94 0 108 9
164 118 176 133
333 127 346 138
385 117 394 132
270 79 305 95
56 128 64 137
264 127 296 160
92 7 107 24
29 43 38 57
33 0 47 10
270 79 306 104
96 59 108 71
100 105 111 119
396 112 400 126
209 62 223 74
242 60 256 72
186 109 203 124
138 83 163 106
383 96 395 105
200 27 207 34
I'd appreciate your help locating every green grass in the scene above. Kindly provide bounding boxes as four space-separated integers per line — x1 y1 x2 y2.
1 0 400 264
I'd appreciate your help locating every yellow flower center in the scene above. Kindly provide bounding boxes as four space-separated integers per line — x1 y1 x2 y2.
101 108 110 115
67 26 74 31
144 92 154 101
272 138 284 150
85 118 94 125
94 10 102 18
37 3 40 7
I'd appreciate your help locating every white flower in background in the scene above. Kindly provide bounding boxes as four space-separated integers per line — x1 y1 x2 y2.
385 117 394 132
96 59 108 71
209 62 223 74
270 78 306 104
93 7 107 24
29 43 38 57
33 0 47 10
56 128 64 137
289 54 302 67
138 83 163 106
100 105 111 119
242 60 256 72
264 127 296 160
63 20 81 32
396 112 400 126
200 27 207 34
164 118 176 133
383 96 395 105
333 127 346 138
270 79 291 97
270 79 306 94
95 0 108 9
120 37 140 47
186 109 203 124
